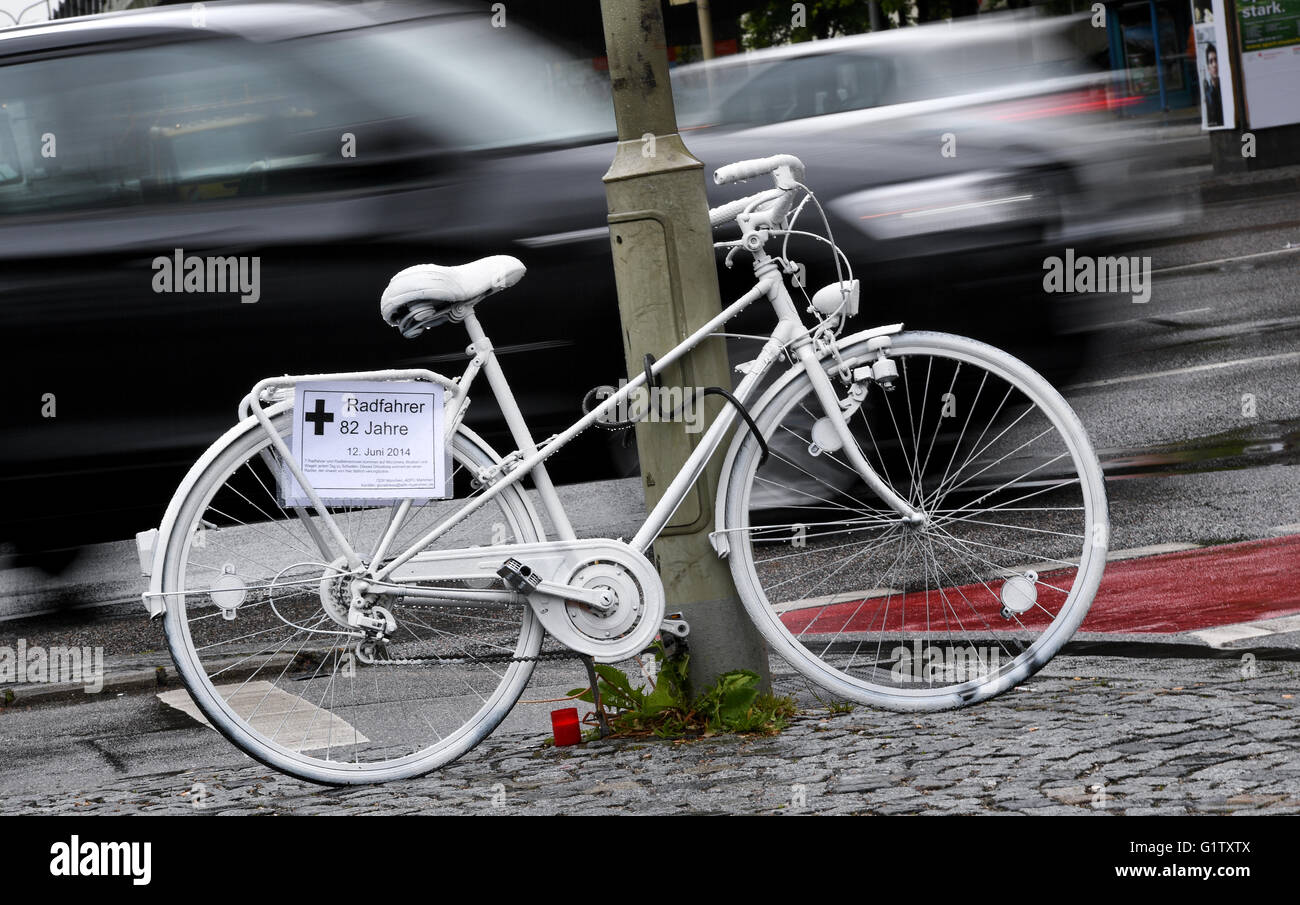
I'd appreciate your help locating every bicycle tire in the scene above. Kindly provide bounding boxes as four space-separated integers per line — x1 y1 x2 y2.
158 409 546 784
723 330 1108 710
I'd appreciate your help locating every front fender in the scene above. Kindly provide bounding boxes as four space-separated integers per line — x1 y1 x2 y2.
711 322 903 558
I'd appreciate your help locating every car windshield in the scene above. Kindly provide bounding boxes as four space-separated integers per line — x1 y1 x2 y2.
671 28 1096 129
288 16 616 150
898 39 1095 98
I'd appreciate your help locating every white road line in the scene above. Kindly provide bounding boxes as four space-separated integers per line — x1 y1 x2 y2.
1061 307 1214 335
773 588 900 614
990 543 1202 578
1151 244 1300 276
1260 615 1300 634
1190 624 1275 647
1105 542 1202 561
1190 613 1300 649
1064 350 1300 391
158 681 369 753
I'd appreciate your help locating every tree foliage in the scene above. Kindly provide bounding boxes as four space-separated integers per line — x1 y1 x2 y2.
740 0 987 50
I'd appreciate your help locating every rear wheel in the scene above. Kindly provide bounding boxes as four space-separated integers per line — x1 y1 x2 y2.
158 409 545 784
724 331 1108 710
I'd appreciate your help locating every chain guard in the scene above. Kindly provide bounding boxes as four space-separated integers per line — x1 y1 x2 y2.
515 540 665 663
547 555 662 662
386 538 665 663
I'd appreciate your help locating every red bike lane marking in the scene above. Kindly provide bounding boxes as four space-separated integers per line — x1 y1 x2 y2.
780 534 1300 635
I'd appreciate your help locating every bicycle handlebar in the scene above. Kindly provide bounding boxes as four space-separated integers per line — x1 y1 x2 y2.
708 155 806 230
713 154 805 186
707 187 787 228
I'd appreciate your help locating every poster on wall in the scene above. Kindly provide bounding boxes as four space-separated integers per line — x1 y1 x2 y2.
1236 0 1300 128
1191 0 1237 129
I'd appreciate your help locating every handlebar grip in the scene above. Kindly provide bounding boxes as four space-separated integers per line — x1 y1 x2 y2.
708 188 786 228
713 154 805 186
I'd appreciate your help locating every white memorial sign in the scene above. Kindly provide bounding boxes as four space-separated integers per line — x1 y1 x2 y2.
281 380 447 506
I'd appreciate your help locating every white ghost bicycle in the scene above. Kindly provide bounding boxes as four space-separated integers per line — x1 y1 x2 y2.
140 155 1108 784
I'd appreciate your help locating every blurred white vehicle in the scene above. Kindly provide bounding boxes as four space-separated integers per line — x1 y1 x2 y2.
672 11 1194 249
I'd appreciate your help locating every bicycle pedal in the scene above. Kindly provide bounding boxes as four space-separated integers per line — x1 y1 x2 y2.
497 557 542 595
659 613 690 638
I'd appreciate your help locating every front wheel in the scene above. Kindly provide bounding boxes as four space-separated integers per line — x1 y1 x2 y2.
724 331 1107 710
157 410 546 784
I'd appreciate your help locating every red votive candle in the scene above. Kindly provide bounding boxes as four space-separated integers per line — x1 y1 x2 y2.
551 707 581 746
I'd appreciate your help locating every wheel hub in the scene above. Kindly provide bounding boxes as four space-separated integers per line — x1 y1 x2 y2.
564 561 645 641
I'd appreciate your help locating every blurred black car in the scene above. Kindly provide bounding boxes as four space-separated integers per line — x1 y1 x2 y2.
0 0 1111 557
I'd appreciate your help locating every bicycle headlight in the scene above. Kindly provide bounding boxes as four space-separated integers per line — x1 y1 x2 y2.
810 280 859 319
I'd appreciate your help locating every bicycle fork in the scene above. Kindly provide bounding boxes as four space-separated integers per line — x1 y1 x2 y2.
763 270 925 527
792 339 924 526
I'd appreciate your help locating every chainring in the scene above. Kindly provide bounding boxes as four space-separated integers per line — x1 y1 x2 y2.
534 545 664 663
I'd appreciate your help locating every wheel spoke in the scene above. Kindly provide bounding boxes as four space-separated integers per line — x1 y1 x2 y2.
158 413 545 781
729 335 1105 709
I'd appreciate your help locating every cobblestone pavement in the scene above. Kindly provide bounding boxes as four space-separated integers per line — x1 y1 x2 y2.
4 655 1298 815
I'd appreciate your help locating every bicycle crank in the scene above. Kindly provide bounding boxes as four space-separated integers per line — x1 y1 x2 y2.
386 538 666 662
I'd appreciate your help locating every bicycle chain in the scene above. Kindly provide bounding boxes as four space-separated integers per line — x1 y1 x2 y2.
360 643 589 667
349 592 592 666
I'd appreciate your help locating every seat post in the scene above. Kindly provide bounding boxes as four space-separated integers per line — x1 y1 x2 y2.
461 312 577 542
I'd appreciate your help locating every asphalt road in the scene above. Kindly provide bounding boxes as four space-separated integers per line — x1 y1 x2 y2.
0 185 1296 810
1060 191 1300 550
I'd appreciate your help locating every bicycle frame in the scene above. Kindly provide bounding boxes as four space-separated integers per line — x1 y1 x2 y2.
136 148 1112 785
237 251 921 601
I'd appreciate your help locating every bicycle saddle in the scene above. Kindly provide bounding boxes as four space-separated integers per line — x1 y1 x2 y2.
381 255 526 337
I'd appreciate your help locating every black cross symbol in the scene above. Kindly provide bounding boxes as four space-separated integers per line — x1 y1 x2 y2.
304 397 334 436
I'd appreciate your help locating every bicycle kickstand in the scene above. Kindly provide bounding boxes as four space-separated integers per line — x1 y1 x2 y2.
581 655 613 739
